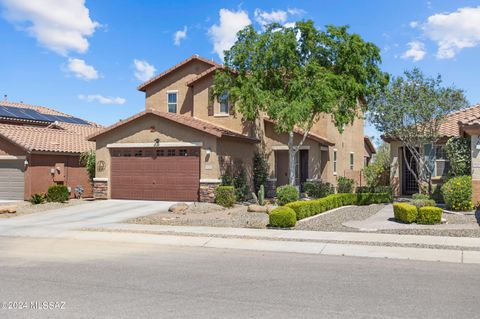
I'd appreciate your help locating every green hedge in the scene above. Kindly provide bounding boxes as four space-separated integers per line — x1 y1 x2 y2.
276 185 299 206
285 193 392 221
393 203 418 223
46 184 69 203
410 199 436 210
215 186 235 207
269 207 297 228
417 206 443 225
441 175 473 211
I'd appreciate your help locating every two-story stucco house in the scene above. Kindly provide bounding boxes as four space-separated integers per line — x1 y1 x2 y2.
89 55 375 202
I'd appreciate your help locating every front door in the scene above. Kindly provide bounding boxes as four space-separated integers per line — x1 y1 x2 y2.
275 150 308 188
401 147 419 195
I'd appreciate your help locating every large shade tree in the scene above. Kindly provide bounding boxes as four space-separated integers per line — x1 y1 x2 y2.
368 68 468 194
213 21 388 185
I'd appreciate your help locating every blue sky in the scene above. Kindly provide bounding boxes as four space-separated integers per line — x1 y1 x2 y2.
1 1 480 143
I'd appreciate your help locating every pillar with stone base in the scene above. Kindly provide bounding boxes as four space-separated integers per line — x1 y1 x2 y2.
199 179 221 203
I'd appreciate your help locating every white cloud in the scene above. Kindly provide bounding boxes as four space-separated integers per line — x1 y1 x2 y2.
254 9 287 26
409 21 419 28
208 9 251 59
423 6 480 59
78 94 126 105
174 26 187 46
283 22 296 29
0 0 100 55
287 8 306 16
401 41 427 62
66 58 98 80
133 59 156 82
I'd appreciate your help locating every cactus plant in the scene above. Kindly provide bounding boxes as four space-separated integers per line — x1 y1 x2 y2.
258 185 265 206
251 192 259 204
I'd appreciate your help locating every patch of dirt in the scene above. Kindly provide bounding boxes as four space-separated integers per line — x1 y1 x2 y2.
0 199 90 219
128 203 269 229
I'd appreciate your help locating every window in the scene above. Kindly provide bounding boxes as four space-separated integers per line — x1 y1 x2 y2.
167 149 176 156
364 156 370 167
156 149 164 157
179 149 188 156
134 150 143 157
434 145 450 177
167 92 177 113
219 92 229 114
333 150 337 175
350 152 354 170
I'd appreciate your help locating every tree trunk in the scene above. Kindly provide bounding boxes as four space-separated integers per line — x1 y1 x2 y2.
288 131 296 185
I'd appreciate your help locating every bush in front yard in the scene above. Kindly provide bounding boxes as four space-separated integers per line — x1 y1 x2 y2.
417 206 443 225
410 199 436 210
269 207 297 228
286 193 391 220
29 193 46 205
303 180 334 198
215 186 236 207
412 193 430 200
276 185 299 206
46 184 69 203
441 175 473 211
393 203 417 223
337 176 355 193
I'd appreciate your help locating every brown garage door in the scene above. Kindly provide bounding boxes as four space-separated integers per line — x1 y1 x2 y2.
110 147 200 201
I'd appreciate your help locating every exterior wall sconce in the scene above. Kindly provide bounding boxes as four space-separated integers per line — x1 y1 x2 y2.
206 148 211 155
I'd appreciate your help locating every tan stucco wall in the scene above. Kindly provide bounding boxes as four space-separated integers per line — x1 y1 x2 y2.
216 138 256 190
94 114 221 198
144 60 213 115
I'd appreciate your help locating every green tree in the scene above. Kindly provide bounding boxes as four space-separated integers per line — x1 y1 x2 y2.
368 68 468 194
213 21 387 185
445 136 471 176
79 150 96 181
363 142 390 188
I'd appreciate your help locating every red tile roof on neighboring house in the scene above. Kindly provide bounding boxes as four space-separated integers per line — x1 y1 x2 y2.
0 123 101 154
88 110 260 143
263 118 334 146
137 55 221 92
0 101 101 154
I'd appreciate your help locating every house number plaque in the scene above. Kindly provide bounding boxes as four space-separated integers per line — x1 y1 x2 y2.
97 160 106 172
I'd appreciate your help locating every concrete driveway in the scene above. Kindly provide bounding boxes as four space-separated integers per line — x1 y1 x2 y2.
0 200 176 238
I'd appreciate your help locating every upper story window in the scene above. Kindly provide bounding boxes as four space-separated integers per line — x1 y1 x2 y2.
350 152 354 170
219 92 229 114
167 91 177 113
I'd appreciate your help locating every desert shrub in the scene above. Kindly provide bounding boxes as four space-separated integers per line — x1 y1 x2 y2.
441 175 473 211
417 206 443 225
445 136 471 176
393 203 417 223
286 193 392 220
46 184 69 203
356 186 393 194
233 169 249 202
337 176 355 193
363 142 391 188
29 193 46 205
253 153 268 193
220 174 233 186
412 193 430 200
303 180 334 198
276 185 299 206
410 199 436 210
269 207 297 228
215 186 236 207
431 184 444 203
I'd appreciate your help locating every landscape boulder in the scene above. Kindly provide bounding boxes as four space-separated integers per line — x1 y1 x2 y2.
168 203 189 214
248 204 269 213
0 205 16 214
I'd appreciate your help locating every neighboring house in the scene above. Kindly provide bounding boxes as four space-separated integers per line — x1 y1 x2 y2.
385 104 480 199
0 101 102 200
89 55 375 202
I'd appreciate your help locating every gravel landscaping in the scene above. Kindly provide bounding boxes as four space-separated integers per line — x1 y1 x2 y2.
0 199 89 219
295 204 387 232
128 203 269 228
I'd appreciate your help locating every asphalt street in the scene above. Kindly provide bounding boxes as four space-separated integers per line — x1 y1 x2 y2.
0 237 479 319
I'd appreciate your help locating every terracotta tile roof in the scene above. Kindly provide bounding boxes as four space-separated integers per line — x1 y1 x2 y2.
0 123 101 154
439 104 480 136
137 55 221 92
364 136 376 154
186 66 220 87
263 118 334 146
88 110 259 143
